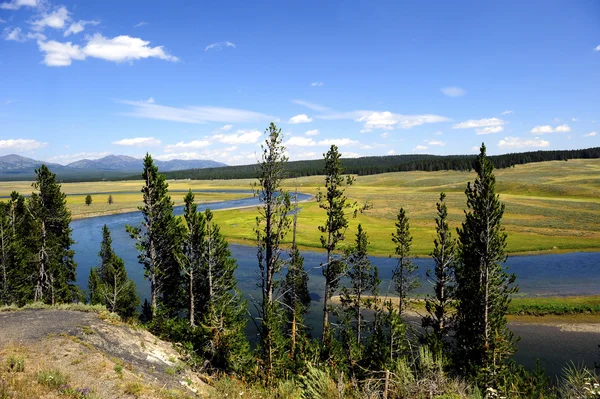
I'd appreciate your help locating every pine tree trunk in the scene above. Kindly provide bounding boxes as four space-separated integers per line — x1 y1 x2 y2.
189 268 195 327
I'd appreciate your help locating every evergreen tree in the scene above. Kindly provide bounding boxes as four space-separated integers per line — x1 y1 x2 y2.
89 225 139 318
0 201 13 305
126 154 183 318
339 224 379 370
391 208 419 315
28 165 78 304
107 195 114 205
422 192 457 352
198 208 251 375
281 188 311 367
181 190 206 327
455 143 518 386
85 195 92 206
254 122 292 381
317 144 355 340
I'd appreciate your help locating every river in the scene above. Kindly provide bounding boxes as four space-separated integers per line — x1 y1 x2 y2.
71 193 600 378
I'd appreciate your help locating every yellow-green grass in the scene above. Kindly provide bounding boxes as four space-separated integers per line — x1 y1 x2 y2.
1 159 599 255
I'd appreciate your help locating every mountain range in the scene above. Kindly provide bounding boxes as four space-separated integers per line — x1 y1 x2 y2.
0 154 226 181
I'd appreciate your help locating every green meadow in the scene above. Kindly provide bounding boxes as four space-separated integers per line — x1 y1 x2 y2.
0 158 598 255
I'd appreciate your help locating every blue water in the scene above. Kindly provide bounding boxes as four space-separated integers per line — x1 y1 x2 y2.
70 195 600 376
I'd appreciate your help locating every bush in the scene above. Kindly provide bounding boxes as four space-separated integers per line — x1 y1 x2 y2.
37 368 68 388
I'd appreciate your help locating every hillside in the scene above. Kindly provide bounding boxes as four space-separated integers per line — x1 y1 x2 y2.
0 307 209 398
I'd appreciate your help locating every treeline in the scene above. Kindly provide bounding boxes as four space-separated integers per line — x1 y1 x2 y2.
2 127 596 397
162 146 600 180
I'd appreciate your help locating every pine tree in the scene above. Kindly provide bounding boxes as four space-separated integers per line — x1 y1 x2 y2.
317 144 355 340
281 187 311 366
339 224 379 369
391 208 419 315
455 143 518 386
85 195 92 206
254 123 292 381
107 195 114 205
198 208 251 375
89 225 139 318
422 192 457 352
28 165 78 304
0 201 13 305
181 190 206 327
126 154 183 318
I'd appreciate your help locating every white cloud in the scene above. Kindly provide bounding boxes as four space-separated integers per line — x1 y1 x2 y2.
134 21 148 28
0 0 38 10
289 114 313 124
119 99 274 124
476 126 504 135
214 129 262 145
584 132 597 137
555 124 571 133
0 138 47 152
64 20 100 37
471 146 480 152
219 124 233 131
31 6 70 31
0 18 5 23
426 140 445 146
387 150 396 155
433 131 443 136
595 45 600 52
4 27 25 41
305 129 319 136
311 81 324 87
353 111 448 131
413 145 428 152
47 151 110 164
380 132 389 138
500 110 513 115
204 41 235 51
572 117 578 122
441 86 466 97
291 99 330 112
318 138 358 146
165 140 211 152
361 144 375 149
498 136 550 149
452 118 505 129
286 136 316 147
293 151 317 160
112 137 161 146
37 40 85 66
37 34 178 66
530 124 570 134
341 152 360 158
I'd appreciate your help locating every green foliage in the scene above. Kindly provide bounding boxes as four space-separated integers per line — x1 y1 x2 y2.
254 123 292 381
37 368 68 388
422 192 457 352
455 143 518 386
317 144 355 340
126 154 184 319
391 207 420 316
107 194 113 205
85 194 92 206
88 225 139 318
299 364 339 399
6 355 25 372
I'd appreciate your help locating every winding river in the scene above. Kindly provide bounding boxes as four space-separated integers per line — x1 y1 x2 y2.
71 193 600 377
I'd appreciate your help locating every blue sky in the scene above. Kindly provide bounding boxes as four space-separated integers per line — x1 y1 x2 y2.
1 0 599 165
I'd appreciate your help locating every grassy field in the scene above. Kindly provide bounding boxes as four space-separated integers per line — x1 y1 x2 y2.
0 159 599 255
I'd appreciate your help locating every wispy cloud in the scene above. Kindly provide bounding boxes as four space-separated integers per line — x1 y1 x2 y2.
530 124 570 134
595 45 600 52
311 81 324 87
0 0 39 10
583 132 597 137
112 137 161 146
286 136 358 147
305 129 319 136
38 34 178 66
4 27 25 41
413 145 428 152
134 21 148 28
500 110 513 115
476 126 504 135
498 136 549 149
213 129 262 144
453 118 505 129
64 19 100 37
289 114 313 124
205 41 236 51
353 111 449 132
292 99 331 113
318 138 357 146
426 140 445 146
440 86 466 97
118 99 275 124
31 6 70 31
0 138 47 152
165 140 211 152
